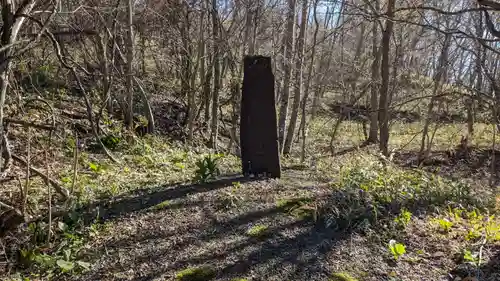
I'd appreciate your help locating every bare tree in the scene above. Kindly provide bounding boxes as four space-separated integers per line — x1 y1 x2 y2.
378 0 395 156
278 0 296 153
125 0 135 129
283 0 308 155
367 0 380 143
210 0 221 149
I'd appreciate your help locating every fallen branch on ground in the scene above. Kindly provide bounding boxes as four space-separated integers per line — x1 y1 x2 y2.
12 154 69 200
4 118 56 131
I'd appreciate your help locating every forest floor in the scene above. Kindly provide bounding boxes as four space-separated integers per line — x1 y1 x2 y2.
58 163 500 281
2 101 500 280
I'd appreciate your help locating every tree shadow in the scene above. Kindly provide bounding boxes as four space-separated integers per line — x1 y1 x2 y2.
450 245 500 281
479 247 500 281
73 174 495 281
58 174 254 225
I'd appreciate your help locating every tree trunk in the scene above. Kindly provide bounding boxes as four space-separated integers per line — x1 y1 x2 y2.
125 0 134 130
418 34 451 164
210 0 221 149
368 1 380 143
277 0 296 153
299 0 320 162
283 0 307 155
188 6 206 142
378 0 395 156
0 0 36 177
244 0 256 55
97 34 113 114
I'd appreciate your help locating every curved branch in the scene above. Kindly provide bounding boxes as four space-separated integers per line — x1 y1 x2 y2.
483 10 500 38
478 0 500 10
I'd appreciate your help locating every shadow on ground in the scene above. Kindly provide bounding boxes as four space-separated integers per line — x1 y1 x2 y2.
479 248 500 280
70 168 498 281
63 174 254 225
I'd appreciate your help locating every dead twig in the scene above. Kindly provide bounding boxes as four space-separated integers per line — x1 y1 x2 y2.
0 200 15 211
4 118 56 131
11 154 69 200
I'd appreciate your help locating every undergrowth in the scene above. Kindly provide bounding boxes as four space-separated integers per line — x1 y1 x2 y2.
2 135 240 280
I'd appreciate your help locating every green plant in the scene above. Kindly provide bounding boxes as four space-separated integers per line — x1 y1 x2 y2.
194 154 222 183
432 218 454 233
463 249 479 266
87 161 108 175
485 216 500 242
276 198 316 220
232 181 241 191
246 224 269 237
100 134 122 150
151 200 171 211
394 209 412 229
175 266 216 281
20 221 92 277
330 272 358 281
388 240 406 261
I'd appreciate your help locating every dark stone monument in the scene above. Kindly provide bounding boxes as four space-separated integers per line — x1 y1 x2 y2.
240 55 281 178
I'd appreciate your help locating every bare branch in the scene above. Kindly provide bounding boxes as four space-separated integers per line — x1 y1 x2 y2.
478 0 500 10
12 154 69 200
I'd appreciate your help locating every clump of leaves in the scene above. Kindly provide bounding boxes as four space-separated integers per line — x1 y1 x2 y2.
432 218 454 233
101 134 122 150
462 249 480 266
87 162 105 174
276 198 317 221
388 240 406 261
463 210 500 242
175 266 216 281
20 221 92 278
394 209 412 229
151 200 171 211
330 272 358 281
194 154 222 183
246 224 269 238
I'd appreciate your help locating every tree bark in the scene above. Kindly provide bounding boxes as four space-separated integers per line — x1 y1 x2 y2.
277 0 296 153
299 0 320 162
378 0 395 156
125 0 134 130
283 0 307 155
0 0 37 177
368 1 380 143
210 0 221 149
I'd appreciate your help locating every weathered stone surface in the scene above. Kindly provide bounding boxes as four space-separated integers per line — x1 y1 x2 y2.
240 56 281 178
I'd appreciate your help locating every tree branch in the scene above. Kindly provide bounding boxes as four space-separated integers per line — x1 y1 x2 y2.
4 118 56 131
12 154 69 200
478 0 500 10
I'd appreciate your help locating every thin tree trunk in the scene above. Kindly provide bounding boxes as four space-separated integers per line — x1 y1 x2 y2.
299 0 320 162
418 34 451 164
125 0 134 130
99 34 113 114
277 0 296 153
210 0 221 149
188 7 206 142
0 1 36 177
368 1 380 143
378 0 395 156
244 0 255 55
283 0 307 155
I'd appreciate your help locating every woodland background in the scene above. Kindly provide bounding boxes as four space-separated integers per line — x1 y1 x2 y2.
1 0 500 280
